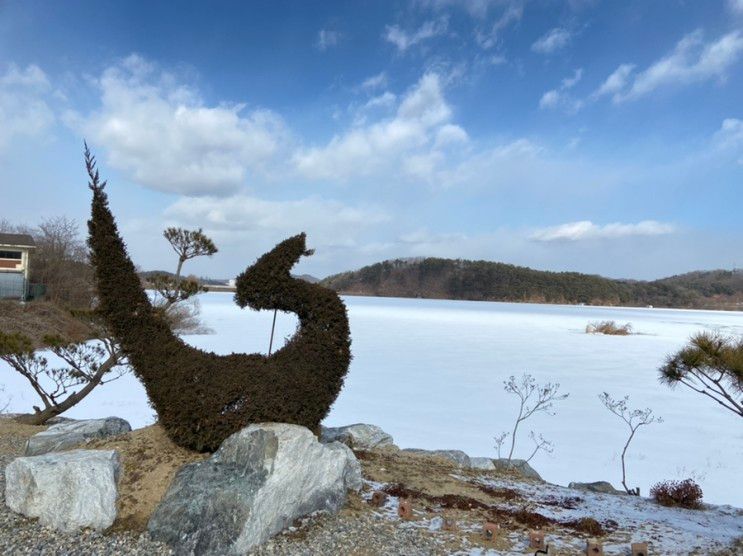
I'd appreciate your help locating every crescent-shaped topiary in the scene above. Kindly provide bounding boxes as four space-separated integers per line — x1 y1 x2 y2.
85 147 351 452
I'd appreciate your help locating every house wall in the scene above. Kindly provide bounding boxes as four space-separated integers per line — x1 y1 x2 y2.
0 247 31 280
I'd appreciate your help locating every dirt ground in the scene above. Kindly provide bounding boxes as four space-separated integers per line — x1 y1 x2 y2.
88 425 206 531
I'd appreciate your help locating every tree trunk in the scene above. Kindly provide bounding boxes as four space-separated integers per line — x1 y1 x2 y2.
13 352 119 426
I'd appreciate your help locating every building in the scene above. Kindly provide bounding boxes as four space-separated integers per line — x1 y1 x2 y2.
0 233 36 300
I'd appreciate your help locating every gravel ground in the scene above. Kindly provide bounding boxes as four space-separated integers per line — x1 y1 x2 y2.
0 426 172 556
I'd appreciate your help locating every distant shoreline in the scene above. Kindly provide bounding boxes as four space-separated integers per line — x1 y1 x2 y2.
197 288 743 314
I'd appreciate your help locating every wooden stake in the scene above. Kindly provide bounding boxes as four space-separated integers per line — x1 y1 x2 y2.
268 309 278 355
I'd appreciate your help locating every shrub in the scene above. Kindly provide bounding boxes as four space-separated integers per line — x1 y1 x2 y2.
586 320 632 335
650 479 703 509
86 148 351 452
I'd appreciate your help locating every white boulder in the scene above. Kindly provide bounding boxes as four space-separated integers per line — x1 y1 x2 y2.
25 417 131 456
320 423 395 450
5 449 120 532
148 423 361 555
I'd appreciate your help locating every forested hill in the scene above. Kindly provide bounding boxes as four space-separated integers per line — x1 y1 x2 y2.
320 259 743 310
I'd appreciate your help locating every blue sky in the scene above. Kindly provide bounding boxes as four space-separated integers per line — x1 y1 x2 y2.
1 0 742 280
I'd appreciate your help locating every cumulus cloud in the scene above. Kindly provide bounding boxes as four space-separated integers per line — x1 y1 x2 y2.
384 18 448 52
316 29 341 51
531 27 572 54
165 194 388 248
0 64 55 149
70 55 288 196
612 30 743 102
293 73 467 183
531 220 675 242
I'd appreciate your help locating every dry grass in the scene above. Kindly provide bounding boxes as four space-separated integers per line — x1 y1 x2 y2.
0 301 91 348
87 424 206 531
586 320 633 336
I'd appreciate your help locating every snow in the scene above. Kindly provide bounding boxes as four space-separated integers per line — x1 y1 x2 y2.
2 293 741 508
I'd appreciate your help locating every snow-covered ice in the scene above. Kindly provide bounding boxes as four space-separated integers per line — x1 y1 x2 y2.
2 293 741 507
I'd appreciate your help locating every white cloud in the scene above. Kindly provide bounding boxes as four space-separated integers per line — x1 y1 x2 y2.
591 63 635 100
71 55 288 196
363 91 397 110
713 118 743 164
539 69 583 113
475 1 524 49
316 29 341 51
294 73 463 183
616 30 743 102
361 72 388 90
728 0 743 14
165 194 387 248
531 27 572 54
384 18 448 52
539 90 560 109
531 220 676 242
0 64 55 149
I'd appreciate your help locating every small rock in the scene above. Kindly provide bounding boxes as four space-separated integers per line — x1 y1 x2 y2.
428 516 444 531
402 449 471 467
568 481 626 495
5 449 120 532
470 457 496 471
320 423 395 450
492 458 542 480
148 422 361 555
25 417 131 456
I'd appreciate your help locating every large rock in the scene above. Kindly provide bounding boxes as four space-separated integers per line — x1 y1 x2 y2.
470 457 496 471
569 481 626 495
320 423 395 450
148 423 361 555
25 417 131 456
492 458 542 480
5 450 120 532
402 448 471 468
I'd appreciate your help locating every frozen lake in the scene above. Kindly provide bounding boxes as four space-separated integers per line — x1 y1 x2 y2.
2 293 742 507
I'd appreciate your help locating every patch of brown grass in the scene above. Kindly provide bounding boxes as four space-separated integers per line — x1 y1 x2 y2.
563 517 606 536
87 424 206 531
586 320 632 335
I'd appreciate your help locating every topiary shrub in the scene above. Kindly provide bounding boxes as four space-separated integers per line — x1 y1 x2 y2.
649 479 703 509
85 147 351 452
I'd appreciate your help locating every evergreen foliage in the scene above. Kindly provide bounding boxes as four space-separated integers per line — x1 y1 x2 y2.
660 332 743 417
86 147 351 452
321 258 743 309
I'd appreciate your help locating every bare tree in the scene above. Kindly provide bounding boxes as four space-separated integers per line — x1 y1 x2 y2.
31 216 93 308
525 431 554 464
496 373 569 463
599 392 662 495
660 332 742 417
493 431 509 459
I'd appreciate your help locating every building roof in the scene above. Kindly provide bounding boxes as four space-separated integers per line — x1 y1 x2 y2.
0 233 36 248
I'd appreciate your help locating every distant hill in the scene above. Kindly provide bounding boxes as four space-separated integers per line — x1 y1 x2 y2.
320 259 743 310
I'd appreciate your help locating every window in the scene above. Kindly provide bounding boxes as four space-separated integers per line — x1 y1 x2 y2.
0 251 22 260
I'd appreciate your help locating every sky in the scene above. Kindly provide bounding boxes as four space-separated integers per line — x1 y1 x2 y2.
1 0 742 281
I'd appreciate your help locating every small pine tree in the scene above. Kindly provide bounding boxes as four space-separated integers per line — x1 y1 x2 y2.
660 332 743 417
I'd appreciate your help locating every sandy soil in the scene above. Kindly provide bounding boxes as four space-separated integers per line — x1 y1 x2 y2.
87 424 206 531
